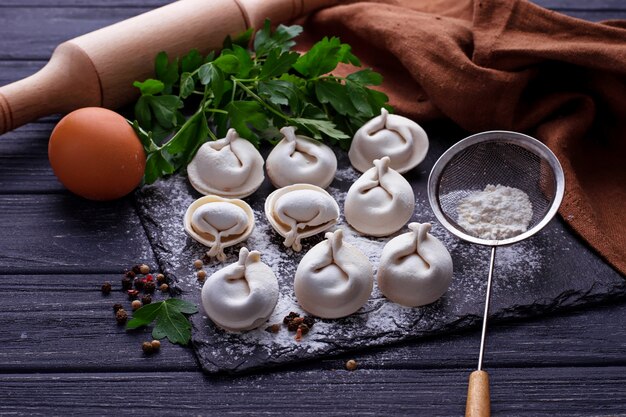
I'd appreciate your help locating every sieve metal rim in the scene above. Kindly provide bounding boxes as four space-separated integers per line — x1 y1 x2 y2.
427 130 565 246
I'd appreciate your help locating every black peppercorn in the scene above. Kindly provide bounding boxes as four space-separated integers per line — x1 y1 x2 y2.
141 295 152 305
115 309 128 325
283 312 299 325
101 282 112 295
124 270 136 279
121 277 132 290
132 265 142 274
112 303 123 313
144 281 156 294
302 316 315 329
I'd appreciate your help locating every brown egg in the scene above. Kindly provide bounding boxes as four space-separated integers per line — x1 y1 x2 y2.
48 107 146 201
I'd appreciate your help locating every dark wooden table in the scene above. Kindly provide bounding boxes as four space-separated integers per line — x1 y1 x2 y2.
1 1 625 415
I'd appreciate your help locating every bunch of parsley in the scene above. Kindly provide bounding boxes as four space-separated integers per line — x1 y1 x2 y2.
131 20 391 184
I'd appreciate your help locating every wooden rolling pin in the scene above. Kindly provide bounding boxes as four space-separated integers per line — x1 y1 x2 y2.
0 0 337 135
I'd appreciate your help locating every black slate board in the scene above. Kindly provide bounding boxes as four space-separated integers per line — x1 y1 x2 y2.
134 123 626 374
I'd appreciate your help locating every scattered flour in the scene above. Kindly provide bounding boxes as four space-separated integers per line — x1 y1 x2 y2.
456 184 533 240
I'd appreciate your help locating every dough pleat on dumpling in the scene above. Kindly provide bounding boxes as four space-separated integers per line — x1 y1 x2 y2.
344 156 415 237
266 126 337 189
183 195 255 262
187 128 264 198
201 247 279 331
377 222 453 307
349 108 429 173
265 184 340 252
294 229 373 319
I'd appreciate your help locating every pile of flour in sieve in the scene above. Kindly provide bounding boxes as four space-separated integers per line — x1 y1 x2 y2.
456 184 533 240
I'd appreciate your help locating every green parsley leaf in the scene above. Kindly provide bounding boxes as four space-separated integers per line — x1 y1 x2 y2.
346 68 383 86
155 52 179 93
293 37 356 78
254 19 303 57
259 50 299 80
213 54 240 74
181 49 203 73
292 117 350 141
133 79 164 95
315 79 357 115
179 72 196 99
131 20 391 184
126 298 198 345
163 110 209 164
226 101 268 146
145 95 183 129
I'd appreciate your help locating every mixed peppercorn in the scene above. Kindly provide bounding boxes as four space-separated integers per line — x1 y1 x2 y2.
102 263 171 355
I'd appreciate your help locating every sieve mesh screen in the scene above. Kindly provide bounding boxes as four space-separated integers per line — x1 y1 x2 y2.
435 139 557 241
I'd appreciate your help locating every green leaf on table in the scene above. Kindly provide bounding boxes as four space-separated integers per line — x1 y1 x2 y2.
153 307 192 345
254 19 302 57
126 298 198 346
259 50 299 80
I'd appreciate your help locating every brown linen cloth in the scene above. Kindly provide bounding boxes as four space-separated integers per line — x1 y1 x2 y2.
300 0 626 275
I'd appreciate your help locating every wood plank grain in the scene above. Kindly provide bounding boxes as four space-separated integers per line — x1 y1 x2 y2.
0 7 152 60
0 274 197 372
1 367 625 416
0 194 155 274
2 269 625 371
0 121 63 193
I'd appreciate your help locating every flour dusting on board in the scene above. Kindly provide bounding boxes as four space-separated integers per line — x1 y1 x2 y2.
135 158 544 373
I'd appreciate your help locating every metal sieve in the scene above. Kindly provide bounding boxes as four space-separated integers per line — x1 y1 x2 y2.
427 130 565 417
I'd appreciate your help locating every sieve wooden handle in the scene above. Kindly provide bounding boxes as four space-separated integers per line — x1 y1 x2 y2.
0 0 337 135
465 370 491 417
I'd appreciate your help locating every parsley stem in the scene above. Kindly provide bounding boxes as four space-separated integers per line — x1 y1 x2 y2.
232 77 291 122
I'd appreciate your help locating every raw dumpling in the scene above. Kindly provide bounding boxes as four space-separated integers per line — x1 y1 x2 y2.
377 222 453 307
344 156 415 237
187 128 264 198
183 195 254 262
294 229 373 319
349 108 428 173
266 126 337 189
265 184 340 252
201 247 279 331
